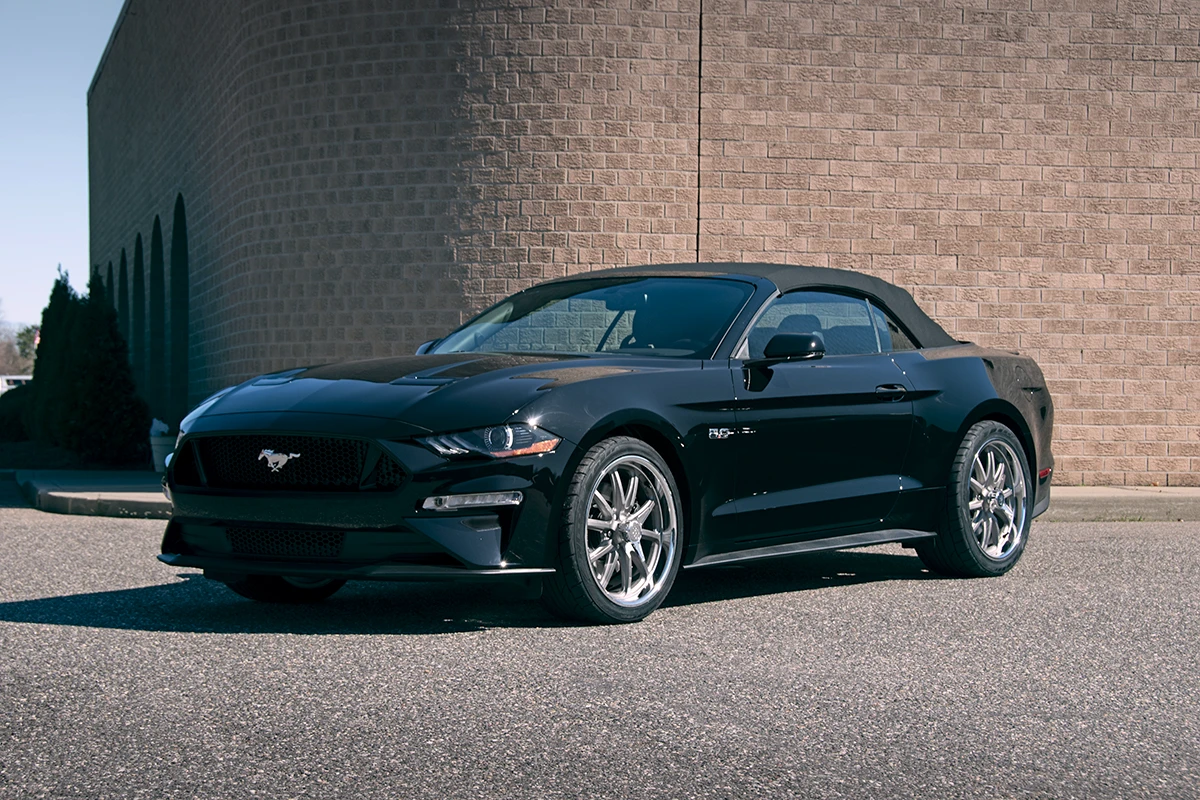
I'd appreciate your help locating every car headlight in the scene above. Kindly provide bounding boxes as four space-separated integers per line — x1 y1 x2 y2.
421 424 561 459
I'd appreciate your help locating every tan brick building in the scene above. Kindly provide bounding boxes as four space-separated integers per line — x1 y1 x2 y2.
89 0 1200 486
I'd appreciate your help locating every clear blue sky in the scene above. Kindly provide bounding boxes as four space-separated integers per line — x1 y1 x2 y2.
0 0 127 329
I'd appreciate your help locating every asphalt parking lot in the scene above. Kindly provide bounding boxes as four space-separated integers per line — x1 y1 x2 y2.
1 479 1197 800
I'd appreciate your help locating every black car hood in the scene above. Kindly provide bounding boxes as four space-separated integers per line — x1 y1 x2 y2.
198 353 675 434
296 353 572 384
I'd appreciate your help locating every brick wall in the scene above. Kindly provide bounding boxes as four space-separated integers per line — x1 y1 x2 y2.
698 0 1200 486
90 0 1200 485
90 1 488 403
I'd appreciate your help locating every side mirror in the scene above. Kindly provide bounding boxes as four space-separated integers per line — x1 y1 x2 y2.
749 333 825 367
415 340 437 355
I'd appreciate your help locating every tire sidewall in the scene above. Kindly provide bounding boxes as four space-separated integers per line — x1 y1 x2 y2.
952 422 1032 575
564 438 685 623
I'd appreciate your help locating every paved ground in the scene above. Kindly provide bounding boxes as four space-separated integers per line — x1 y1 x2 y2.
0 481 1197 799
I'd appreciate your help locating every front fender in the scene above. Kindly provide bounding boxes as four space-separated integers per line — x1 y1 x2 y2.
506 363 741 568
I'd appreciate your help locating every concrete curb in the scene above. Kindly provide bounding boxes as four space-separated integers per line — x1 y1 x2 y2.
14 470 171 521
1042 486 1200 523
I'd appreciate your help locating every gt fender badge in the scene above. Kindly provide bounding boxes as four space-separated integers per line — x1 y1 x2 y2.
709 427 754 440
259 449 301 472
709 427 755 440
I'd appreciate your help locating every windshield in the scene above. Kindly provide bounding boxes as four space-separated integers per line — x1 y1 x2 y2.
431 277 754 358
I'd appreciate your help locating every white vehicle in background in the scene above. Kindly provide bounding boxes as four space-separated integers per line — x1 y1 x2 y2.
0 376 31 396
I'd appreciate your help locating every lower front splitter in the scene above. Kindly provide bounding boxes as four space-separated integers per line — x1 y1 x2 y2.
158 552 553 581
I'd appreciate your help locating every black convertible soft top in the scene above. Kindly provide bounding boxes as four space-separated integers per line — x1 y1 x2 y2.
551 262 958 349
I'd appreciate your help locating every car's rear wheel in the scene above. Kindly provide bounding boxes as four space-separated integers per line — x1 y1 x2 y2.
917 420 1031 577
224 575 346 603
543 436 684 624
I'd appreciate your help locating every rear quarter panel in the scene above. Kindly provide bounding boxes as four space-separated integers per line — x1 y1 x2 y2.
892 344 1054 520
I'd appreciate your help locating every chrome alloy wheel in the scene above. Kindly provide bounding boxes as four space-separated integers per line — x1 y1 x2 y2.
969 438 1028 560
585 455 678 608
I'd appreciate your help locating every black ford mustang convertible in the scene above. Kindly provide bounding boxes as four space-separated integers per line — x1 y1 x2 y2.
161 263 1054 623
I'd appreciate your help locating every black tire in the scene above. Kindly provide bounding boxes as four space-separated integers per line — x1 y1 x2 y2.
224 575 346 603
917 420 1032 578
542 436 685 624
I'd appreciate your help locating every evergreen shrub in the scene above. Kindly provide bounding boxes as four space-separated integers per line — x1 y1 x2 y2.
0 383 30 442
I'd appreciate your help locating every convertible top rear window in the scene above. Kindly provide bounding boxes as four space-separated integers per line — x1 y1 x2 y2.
431 277 754 358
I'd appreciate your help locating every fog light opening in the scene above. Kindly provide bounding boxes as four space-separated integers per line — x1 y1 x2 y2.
421 491 524 511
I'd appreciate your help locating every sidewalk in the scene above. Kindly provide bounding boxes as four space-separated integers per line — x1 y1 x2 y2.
8 469 170 520
5 469 1200 523
1042 485 1200 523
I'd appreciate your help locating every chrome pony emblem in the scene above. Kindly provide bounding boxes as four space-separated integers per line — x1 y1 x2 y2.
258 449 301 472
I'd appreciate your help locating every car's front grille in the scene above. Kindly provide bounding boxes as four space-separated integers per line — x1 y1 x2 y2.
227 527 345 559
176 435 406 492
365 452 406 490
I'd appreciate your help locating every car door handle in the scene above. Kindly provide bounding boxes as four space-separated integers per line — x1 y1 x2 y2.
875 384 907 401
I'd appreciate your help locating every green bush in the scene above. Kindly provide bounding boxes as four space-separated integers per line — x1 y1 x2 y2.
23 269 151 466
0 383 30 442
26 271 82 447
65 270 150 465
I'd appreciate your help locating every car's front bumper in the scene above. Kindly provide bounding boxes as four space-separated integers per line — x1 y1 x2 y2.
162 422 578 577
161 510 554 576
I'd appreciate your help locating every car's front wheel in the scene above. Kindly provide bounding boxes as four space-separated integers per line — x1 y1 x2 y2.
224 575 346 603
917 420 1031 577
543 436 684 624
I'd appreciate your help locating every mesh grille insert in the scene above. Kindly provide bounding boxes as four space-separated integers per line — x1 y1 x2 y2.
173 441 202 486
227 528 345 559
366 454 406 490
184 435 405 492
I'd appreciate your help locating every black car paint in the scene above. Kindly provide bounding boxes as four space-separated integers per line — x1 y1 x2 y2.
161 270 1053 584
723 351 915 545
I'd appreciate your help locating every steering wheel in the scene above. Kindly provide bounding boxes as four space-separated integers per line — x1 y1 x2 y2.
618 334 700 351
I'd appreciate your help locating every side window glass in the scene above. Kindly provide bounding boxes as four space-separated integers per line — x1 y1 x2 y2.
745 291 881 358
869 303 917 352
